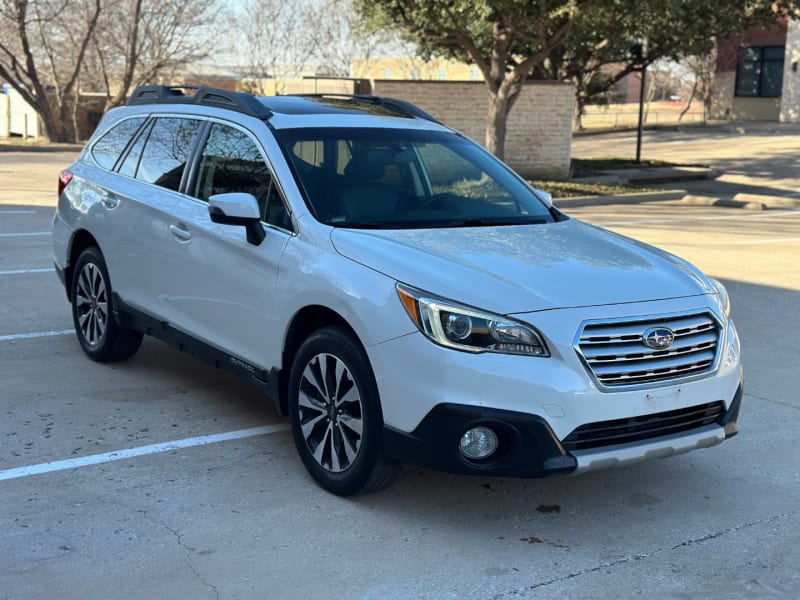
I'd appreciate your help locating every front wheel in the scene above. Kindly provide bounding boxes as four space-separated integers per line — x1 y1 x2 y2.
70 247 143 362
288 327 399 495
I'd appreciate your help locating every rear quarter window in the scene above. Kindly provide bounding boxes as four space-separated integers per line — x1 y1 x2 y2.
135 117 204 192
90 117 146 170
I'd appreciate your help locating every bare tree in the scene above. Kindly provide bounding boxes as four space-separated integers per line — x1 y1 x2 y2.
83 0 218 111
0 0 220 142
309 0 398 78
679 50 718 123
234 0 316 95
0 0 101 142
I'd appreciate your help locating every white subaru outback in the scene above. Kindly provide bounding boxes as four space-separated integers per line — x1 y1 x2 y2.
53 86 743 495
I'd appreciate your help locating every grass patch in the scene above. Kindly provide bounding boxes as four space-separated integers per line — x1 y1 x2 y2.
571 157 707 178
530 180 653 199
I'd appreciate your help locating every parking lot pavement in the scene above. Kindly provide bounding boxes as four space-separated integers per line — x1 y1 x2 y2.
572 123 800 201
2 152 799 599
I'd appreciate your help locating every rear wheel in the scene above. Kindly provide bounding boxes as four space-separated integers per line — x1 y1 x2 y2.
288 327 400 495
71 247 143 362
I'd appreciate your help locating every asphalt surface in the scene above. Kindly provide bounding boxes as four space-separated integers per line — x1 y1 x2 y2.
2 130 799 599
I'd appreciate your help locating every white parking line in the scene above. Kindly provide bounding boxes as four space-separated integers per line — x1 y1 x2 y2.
0 329 73 342
0 231 51 238
0 209 37 215
0 267 54 275
732 237 800 245
593 209 800 227
0 424 291 482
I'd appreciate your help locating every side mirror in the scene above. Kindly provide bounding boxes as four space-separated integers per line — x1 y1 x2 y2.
208 192 265 246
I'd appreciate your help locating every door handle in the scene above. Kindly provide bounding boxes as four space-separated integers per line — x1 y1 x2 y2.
169 223 192 241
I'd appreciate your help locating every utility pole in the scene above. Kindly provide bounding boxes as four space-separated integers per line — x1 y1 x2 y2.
636 64 647 164
635 38 648 164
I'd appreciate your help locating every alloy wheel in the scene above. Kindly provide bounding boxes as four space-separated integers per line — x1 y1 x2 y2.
75 262 108 346
297 352 364 472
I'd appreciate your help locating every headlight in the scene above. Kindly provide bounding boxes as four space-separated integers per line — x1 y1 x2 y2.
708 277 731 317
396 284 549 356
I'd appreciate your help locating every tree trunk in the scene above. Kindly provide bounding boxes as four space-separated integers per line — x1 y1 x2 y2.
486 92 510 159
679 79 698 122
485 82 521 161
38 99 67 142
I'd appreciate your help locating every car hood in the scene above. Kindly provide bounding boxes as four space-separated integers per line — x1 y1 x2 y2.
330 220 712 314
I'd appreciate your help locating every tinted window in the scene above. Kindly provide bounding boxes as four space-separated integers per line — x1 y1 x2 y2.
136 117 203 191
193 123 290 229
91 117 146 170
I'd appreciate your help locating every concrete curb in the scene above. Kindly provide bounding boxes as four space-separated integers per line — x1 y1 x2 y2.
554 189 686 208
612 166 716 185
732 193 800 209
574 166 716 186
680 195 767 210
680 194 800 211
0 142 82 153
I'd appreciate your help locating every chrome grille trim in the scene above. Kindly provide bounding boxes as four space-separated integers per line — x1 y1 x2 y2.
574 310 722 390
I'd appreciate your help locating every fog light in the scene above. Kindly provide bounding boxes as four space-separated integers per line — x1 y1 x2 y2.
459 426 499 460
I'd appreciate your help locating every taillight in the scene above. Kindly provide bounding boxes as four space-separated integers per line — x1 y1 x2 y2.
58 169 73 196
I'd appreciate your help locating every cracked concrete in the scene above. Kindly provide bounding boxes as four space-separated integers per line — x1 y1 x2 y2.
496 508 800 597
131 508 221 600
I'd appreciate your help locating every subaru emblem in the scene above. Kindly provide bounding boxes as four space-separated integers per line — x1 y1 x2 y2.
643 327 675 350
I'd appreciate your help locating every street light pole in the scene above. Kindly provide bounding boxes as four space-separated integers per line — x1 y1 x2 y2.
636 63 647 164
635 37 648 164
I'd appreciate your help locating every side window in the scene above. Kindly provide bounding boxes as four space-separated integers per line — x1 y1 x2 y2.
118 120 151 178
193 123 291 230
136 117 203 192
91 117 146 170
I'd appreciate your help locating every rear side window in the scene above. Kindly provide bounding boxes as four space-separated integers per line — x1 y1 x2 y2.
91 117 146 170
136 117 203 192
118 121 152 178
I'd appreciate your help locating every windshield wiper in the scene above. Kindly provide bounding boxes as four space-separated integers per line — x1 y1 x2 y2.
436 216 551 227
333 216 552 229
335 220 402 229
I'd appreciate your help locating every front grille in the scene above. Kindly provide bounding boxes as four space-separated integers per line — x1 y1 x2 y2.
562 401 725 451
576 312 720 387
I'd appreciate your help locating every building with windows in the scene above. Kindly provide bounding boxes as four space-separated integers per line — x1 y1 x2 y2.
712 18 800 121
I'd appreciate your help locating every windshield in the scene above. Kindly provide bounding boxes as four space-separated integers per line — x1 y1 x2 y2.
275 127 556 229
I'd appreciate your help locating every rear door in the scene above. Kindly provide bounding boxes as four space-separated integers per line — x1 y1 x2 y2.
104 115 206 323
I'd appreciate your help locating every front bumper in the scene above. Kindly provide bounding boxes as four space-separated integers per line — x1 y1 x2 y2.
383 382 743 478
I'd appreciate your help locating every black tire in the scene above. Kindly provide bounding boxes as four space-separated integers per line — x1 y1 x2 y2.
70 247 143 362
288 326 400 495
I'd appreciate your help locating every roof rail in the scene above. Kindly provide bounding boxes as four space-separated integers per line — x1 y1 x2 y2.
289 93 440 123
126 85 272 119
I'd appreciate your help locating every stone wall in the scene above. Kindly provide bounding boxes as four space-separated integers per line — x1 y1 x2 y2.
780 19 800 123
370 80 574 179
709 71 735 120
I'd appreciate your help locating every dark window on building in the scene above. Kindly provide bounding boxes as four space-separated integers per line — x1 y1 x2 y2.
136 117 203 192
91 117 146 170
736 46 784 98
